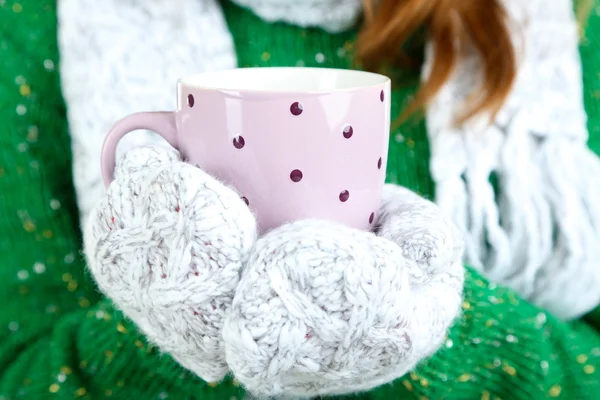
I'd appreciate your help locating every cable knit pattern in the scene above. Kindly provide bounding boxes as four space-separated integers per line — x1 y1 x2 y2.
84 147 257 382
58 0 237 227
84 147 463 397
223 186 464 397
426 0 600 319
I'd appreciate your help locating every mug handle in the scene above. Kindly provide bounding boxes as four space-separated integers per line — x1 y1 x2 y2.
100 111 178 187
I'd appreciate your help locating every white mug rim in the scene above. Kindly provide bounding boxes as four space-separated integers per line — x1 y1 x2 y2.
177 67 390 95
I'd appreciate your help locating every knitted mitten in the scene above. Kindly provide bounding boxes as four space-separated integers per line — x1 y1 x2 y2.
85 146 464 397
224 185 464 397
84 146 257 382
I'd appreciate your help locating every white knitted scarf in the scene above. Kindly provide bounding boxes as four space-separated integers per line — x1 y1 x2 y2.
58 0 600 319
428 0 600 317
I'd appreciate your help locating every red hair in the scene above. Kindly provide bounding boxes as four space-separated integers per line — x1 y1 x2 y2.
357 0 517 123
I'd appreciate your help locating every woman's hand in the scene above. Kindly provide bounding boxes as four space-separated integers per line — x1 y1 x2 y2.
84 146 465 397
84 146 257 383
224 184 464 397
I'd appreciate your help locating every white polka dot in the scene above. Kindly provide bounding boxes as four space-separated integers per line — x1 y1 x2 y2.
16 104 27 115
44 59 55 71
541 360 549 370
395 134 405 143
17 270 29 280
64 253 75 264
46 304 58 313
336 47 346 58
296 60 305 67
57 373 66 383
536 312 547 325
506 334 517 343
315 53 325 63
493 358 501 367
8 322 19 331
30 160 39 169
27 126 39 142
17 143 28 152
50 199 61 210
445 339 453 348
158 392 168 399
33 262 46 274
96 311 105 319
15 75 25 85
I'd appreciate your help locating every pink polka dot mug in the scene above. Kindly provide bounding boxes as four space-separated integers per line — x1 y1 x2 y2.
101 67 391 233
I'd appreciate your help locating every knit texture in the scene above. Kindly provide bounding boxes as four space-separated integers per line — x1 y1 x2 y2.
1 1 600 399
426 0 600 319
85 146 464 397
223 185 463 397
84 147 258 383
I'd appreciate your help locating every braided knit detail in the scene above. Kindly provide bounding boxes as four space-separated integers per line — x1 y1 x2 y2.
223 185 464 397
84 147 257 382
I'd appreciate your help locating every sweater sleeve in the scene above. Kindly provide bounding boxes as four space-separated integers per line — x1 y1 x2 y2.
371 268 600 400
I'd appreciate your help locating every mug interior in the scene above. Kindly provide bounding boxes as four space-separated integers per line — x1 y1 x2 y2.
179 67 389 93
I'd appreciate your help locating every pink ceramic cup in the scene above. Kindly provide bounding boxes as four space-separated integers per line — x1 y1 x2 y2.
101 67 391 233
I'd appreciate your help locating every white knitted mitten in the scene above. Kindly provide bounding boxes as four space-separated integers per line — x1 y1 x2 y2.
84 146 257 383
223 185 465 397
85 147 464 396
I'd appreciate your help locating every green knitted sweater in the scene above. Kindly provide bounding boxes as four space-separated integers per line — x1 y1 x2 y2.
1 1 600 399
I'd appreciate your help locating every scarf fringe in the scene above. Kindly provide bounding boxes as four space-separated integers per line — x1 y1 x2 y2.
427 0 600 319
